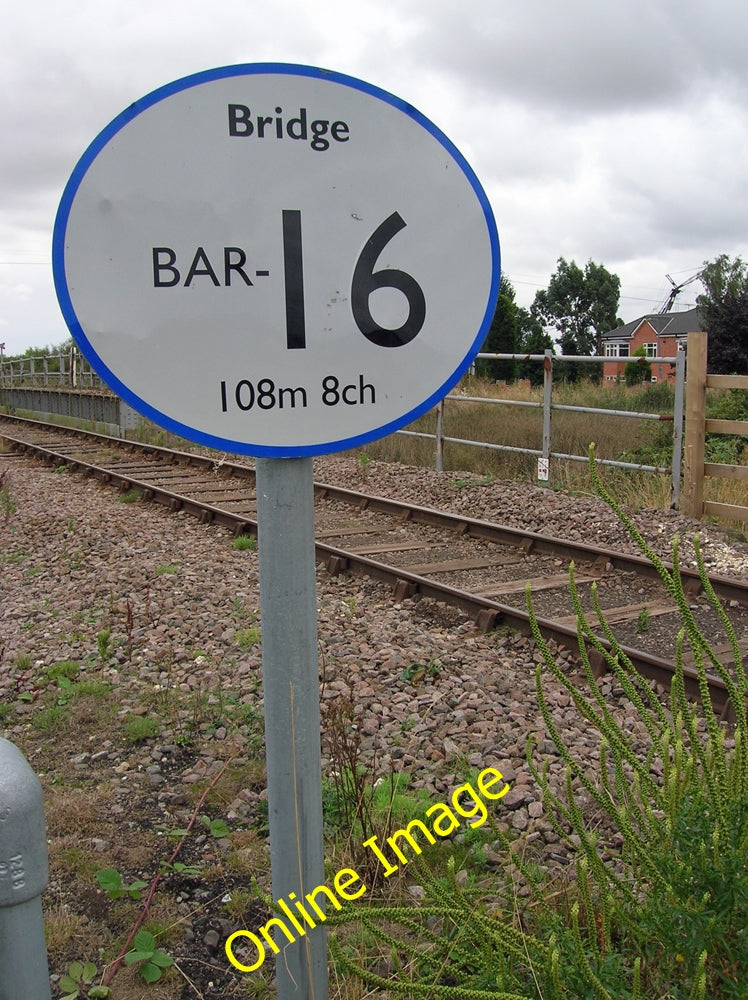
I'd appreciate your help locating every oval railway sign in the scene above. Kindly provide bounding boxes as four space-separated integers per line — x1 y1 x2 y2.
53 64 500 457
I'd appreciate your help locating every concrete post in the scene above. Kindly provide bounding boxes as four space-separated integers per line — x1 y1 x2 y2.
0 738 52 1000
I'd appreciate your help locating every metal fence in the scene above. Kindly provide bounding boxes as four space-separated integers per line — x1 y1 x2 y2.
0 349 137 437
1 347 687 505
397 349 686 507
0 350 98 388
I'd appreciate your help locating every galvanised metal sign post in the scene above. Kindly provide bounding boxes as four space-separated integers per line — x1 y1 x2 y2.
53 63 499 997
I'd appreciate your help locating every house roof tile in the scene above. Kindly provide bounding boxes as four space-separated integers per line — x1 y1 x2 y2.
603 307 705 341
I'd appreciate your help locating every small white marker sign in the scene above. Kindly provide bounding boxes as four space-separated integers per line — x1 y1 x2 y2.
53 64 500 457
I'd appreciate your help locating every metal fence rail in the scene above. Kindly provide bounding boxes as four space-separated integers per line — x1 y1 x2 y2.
1 347 687 505
0 351 98 388
396 349 685 506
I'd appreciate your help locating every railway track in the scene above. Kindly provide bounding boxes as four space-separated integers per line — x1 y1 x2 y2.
2 413 746 719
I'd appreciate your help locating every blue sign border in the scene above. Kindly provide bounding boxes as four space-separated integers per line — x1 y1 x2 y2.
52 63 500 457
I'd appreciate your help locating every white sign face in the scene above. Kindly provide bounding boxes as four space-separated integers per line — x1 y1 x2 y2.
53 64 500 457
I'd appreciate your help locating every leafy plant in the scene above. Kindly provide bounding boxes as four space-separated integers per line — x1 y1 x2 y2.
154 562 179 575
236 625 261 649
97 627 111 664
200 815 230 839
705 433 745 465
45 659 79 681
706 386 748 423
358 450 372 482
123 713 159 743
159 860 202 876
123 929 173 984
95 867 148 901
117 488 141 503
625 344 652 385
55 675 76 705
58 960 110 999
400 657 441 686
635 605 650 633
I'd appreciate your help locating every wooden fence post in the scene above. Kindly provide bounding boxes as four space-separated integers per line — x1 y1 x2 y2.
682 331 708 518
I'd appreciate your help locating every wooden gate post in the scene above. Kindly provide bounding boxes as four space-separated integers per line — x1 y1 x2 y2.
682 331 708 518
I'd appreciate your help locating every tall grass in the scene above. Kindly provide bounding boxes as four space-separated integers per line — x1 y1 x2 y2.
359 377 747 525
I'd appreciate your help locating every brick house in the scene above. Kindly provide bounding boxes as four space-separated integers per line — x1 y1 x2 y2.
601 307 706 384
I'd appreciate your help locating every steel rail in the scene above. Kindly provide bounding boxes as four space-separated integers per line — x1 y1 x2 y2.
1 416 745 719
2 413 744 608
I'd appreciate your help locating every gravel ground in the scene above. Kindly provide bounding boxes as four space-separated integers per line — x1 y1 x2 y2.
311 453 748 579
0 450 745 998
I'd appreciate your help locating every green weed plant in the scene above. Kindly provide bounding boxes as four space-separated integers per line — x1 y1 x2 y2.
123 929 173 984
328 445 747 999
200 814 231 839
95 867 148 901
232 533 257 551
123 713 159 743
58 960 110 999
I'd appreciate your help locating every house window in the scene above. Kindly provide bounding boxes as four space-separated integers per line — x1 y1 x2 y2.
605 343 629 358
644 343 657 357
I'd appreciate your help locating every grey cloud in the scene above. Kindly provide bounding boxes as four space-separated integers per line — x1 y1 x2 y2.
405 0 748 115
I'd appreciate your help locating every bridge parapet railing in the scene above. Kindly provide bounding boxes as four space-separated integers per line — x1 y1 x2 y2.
0 352 103 390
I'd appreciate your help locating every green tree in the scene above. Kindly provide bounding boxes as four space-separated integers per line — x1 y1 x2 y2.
515 307 554 385
697 255 748 374
477 275 518 381
532 257 621 380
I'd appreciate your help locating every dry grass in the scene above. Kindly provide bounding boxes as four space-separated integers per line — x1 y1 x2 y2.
43 899 88 954
45 786 111 838
361 376 748 529
101 963 181 1000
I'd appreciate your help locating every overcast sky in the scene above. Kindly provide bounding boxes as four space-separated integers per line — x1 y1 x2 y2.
2 0 747 355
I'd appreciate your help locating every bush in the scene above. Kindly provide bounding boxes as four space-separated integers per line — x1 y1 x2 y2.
624 346 652 386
